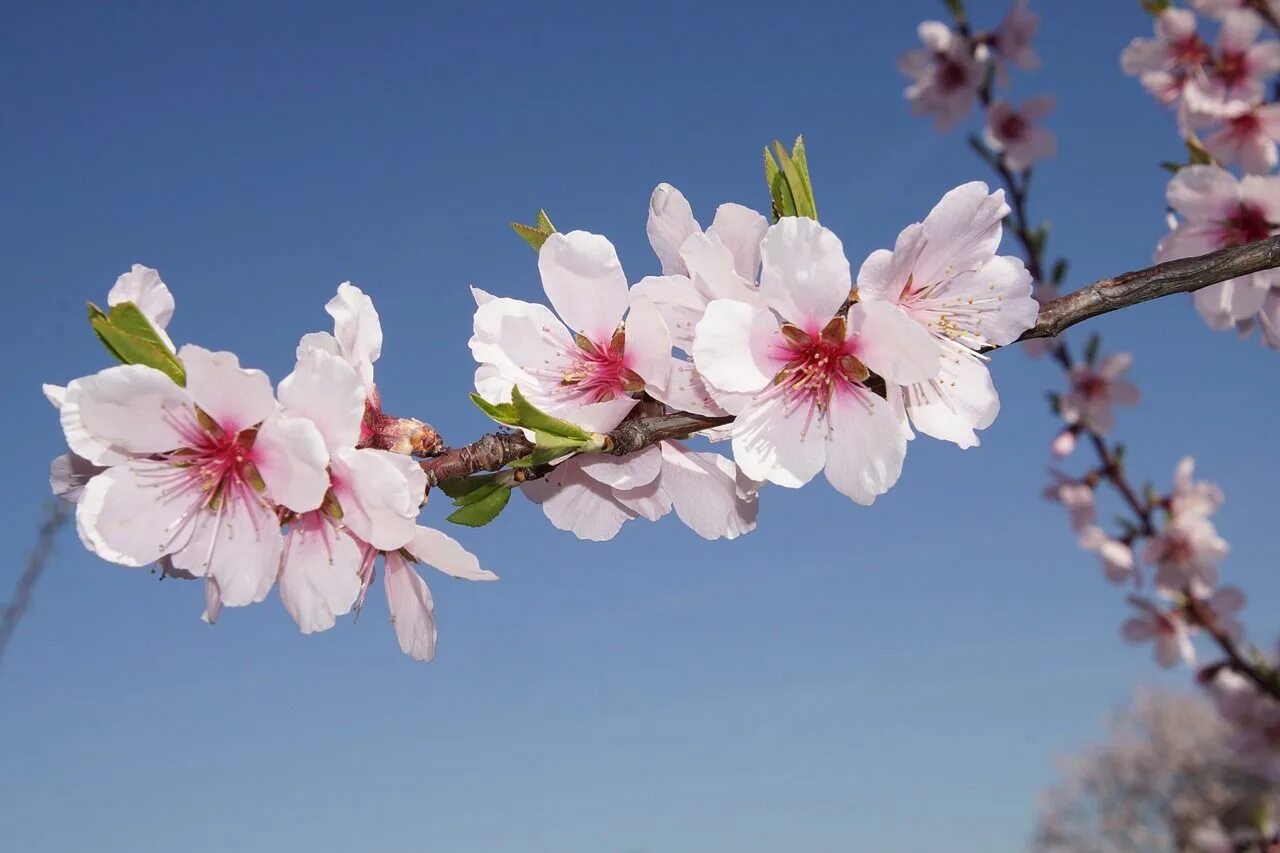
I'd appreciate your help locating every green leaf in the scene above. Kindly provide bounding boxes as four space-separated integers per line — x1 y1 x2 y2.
788 135 818 220
772 140 817 220
452 480 505 507
470 393 521 426
536 209 556 233
942 0 967 19
764 145 794 222
1185 135 1213 166
511 208 558 251
532 429 588 451
1051 258 1069 286
87 301 186 385
446 484 512 527
436 474 497 500
1159 160 1183 174
1140 0 1171 14
510 386 591 440
1084 332 1102 366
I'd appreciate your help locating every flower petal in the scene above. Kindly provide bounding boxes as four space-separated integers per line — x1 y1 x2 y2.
253 414 331 513
408 526 496 581
326 283 382 389
730 390 827 488
759 217 852 329
622 297 672 394
647 183 700 276
331 447 423 551
179 345 275 435
170 491 284 607
384 552 436 661
913 183 1007 288
577 444 663 490
278 346 365 452
823 389 910 505
1167 165 1240 221
279 515 362 634
659 442 757 540
691 299 780 397
904 343 999 448
629 275 705 352
849 301 941 386
706 203 769 282
76 460 197 566
108 264 175 344
50 453 105 504
538 230 630 344
72 365 193 456
522 461 635 541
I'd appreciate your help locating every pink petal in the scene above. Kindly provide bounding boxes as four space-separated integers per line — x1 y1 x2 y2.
538 230 630 345
407 526 496 581
659 443 757 540
253 414 331 513
914 182 1008 288
326 283 382 390
629 275 704 352
76 460 196 566
730 390 828 489
646 183 700 276
330 447 423 551
849 300 941 386
1166 166 1240 221
71 365 193 456
623 297 672 394
691 299 781 399
278 346 365 453
903 342 999 448
178 345 275 435
169 489 283 607
107 264 175 337
577 444 663 490
384 552 436 662
706 203 768 282
822 388 909 505
759 217 851 330
522 463 635 541
279 515 363 634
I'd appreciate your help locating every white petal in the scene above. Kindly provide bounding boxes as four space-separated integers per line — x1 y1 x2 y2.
621 297 672 395
108 264 176 336
659 443 757 540
935 255 1038 347
201 578 223 624
855 223 927 303
612 478 672 522
278 346 365 452
279 515 362 634
823 389 910 505
384 552 436 662
171 491 283 607
52 380 127 465
646 183 700 276
652 358 730 417
680 231 758 303
179 345 275 434
538 230 630 344
470 296 575 387
914 182 1008 286
849 301 941 386
72 365 193 456
297 331 341 359
76 461 196 566
904 344 999 448
253 414 331 513
730 391 827 488
706 203 769 282
522 462 635 541
331 447 422 551
408 526 496 581
629 275 705 352
577 444 663 489
50 453 104 503
1167 166 1241 220
759 217 852 329
691 299 780 396
326 282 383 389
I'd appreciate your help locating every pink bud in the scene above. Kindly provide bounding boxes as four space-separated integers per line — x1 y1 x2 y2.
1051 429 1077 458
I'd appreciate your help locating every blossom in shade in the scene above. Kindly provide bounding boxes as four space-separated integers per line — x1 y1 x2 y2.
1122 596 1196 668
1120 8 1212 111
1170 456 1224 520
897 22 984 132
1192 0 1280 19
1197 102 1280 174
856 182 1038 449
994 0 1040 70
1078 526 1137 584
470 230 672 433
1059 352 1140 433
983 96 1057 172
692 217 940 503
1144 514 1229 595
1043 471 1097 533
522 442 759 542
66 346 330 606
1184 11 1280 117
1156 166 1280 332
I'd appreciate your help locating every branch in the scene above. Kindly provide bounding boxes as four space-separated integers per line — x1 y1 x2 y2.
421 238 1280 486
0 502 71 673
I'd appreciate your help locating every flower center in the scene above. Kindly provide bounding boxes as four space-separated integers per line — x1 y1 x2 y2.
997 112 1028 141
1173 35 1211 69
767 316 868 430
1076 374 1108 399
1221 203 1273 247
1214 49 1247 88
936 57 972 92
559 326 644 403
1228 110 1262 139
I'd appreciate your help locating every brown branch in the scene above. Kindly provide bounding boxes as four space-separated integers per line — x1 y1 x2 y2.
1185 593 1280 703
0 501 71 673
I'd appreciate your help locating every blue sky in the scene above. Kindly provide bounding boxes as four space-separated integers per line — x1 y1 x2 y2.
2 1 1278 850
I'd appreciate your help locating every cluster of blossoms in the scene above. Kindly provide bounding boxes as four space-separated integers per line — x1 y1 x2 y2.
1123 2 1280 349
469 180 1038 539
45 267 494 661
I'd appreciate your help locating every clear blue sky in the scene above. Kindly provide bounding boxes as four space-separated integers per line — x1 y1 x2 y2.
2 2 1277 851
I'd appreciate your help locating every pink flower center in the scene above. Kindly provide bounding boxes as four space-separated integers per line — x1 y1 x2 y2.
936 57 973 92
764 317 869 432
997 111 1029 142
1228 110 1262 140
559 328 643 404
1214 49 1248 88
1172 35 1211 69
1075 373 1109 400
1220 203 1273 246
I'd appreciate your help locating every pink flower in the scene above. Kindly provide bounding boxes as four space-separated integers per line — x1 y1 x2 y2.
1184 11 1280 117
1170 456 1225 520
66 346 331 606
1078 525 1136 584
1144 514 1229 595
855 182 1038 448
1198 102 1280 173
1122 595 1196 668
1121 8 1212 110
984 96 1057 172
897 21 984 132
692 217 940 503
1043 470 1097 533
1204 585 1246 642
1156 166 1280 331
1059 352 1140 433
470 230 673 433
522 442 759 542
1192 0 1280 19
994 0 1040 70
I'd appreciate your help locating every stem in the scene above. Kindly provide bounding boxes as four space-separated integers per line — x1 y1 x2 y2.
0 502 71 672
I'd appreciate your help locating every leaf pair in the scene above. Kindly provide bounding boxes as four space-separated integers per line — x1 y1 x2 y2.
87 301 185 385
511 209 557 252
438 473 512 527
764 136 818 222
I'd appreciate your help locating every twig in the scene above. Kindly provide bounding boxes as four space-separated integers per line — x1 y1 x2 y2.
0 502 71 674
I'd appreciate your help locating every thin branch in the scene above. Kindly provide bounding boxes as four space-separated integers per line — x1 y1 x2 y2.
0 502 71 674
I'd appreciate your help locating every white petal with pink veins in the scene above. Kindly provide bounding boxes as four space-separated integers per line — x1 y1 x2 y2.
653 358 730 417
278 346 365 452
623 297 672 393
578 444 663 490
822 389 909 505
613 478 672 522
856 224 926 303
471 296 576 386
759 217 851 330
331 447 422 550
522 464 635 541
538 231 630 345
914 182 1008 287
279 516 362 634
76 461 194 566
408 526 496 581
903 344 1000 449
171 492 283 607
45 382 127 466
647 183 700 276
384 553 436 661
706 203 769 282
731 391 828 489
326 283 383 390
179 345 275 435
849 301 940 386
1167 166 1240 220
659 442 757 540
692 300 779 398
253 414 331 513
72 365 193 456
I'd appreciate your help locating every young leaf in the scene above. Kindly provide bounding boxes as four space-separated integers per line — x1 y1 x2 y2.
436 474 497 500
788 135 818 220
451 480 505 507
510 386 591 440
511 208 558 251
535 209 556 233
469 393 521 426
1051 258 1069 286
773 140 816 220
446 484 512 527
87 301 186 386
764 145 795 221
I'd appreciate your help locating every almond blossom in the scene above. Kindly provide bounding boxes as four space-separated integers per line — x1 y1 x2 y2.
1170 456 1225 519
65 346 330 606
1059 352 1140 434
1156 165 1280 336
1145 514 1230 595
1043 470 1097 533
691 217 940 503
1197 101 1280 173
1192 0 1280 19
855 182 1038 448
897 22 983 132
470 230 672 433
983 96 1057 172
1184 10 1280 117
993 0 1040 71
1078 526 1137 584
1120 8 1211 113
1122 596 1196 668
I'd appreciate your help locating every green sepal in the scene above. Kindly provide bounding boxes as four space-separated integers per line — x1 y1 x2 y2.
470 393 521 426
87 301 186 386
446 484 512 527
437 474 497 500
511 208 557 251
511 386 591 440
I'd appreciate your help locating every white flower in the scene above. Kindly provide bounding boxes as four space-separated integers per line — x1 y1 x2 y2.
1122 596 1196 668
1059 353 1140 434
